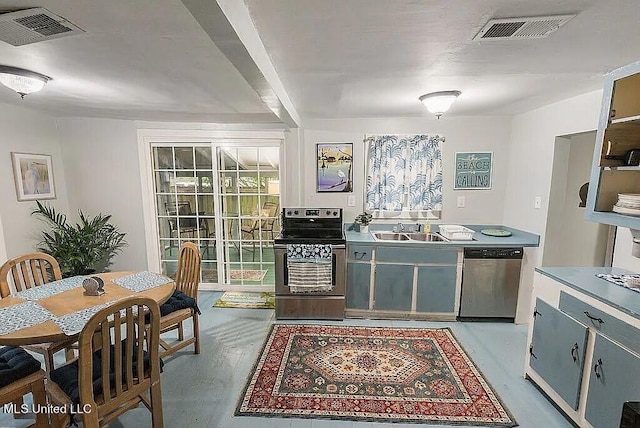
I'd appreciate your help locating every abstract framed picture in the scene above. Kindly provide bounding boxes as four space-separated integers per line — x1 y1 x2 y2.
317 143 353 192
11 152 56 201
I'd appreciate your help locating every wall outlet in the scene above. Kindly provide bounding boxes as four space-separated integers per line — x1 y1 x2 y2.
347 195 356 206
457 196 465 208
534 196 542 209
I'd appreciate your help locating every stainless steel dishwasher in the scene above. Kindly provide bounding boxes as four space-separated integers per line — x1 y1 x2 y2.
459 247 523 321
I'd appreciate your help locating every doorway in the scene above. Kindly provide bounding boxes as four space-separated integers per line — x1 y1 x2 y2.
542 131 613 267
150 142 281 289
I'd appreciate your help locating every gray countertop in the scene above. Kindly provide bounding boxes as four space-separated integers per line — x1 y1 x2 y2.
345 224 540 247
535 266 640 321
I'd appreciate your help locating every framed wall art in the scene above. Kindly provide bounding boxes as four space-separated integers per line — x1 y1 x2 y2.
454 152 493 190
11 152 56 201
317 143 353 192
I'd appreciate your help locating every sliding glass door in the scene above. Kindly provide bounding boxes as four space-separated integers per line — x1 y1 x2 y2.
150 142 280 289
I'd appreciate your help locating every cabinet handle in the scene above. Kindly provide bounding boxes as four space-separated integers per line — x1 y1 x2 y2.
594 358 603 379
533 309 541 318
529 344 537 359
583 311 604 324
354 251 367 260
570 343 579 362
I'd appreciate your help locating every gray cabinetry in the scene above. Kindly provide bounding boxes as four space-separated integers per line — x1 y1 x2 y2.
527 271 640 427
416 266 457 313
373 264 413 311
529 298 588 410
346 244 373 310
346 262 370 309
345 242 459 319
585 333 640 428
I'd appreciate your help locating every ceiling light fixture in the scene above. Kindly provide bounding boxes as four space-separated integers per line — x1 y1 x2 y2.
419 90 461 118
0 65 51 99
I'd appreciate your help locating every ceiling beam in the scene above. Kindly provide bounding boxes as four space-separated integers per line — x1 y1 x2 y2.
182 0 301 129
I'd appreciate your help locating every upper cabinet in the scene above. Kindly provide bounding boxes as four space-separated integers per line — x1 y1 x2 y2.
586 61 640 229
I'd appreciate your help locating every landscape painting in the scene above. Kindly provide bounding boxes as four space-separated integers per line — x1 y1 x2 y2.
317 143 352 192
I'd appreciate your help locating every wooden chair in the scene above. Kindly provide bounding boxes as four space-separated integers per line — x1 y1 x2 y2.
47 296 163 428
0 346 49 428
0 253 77 373
159 242 201 358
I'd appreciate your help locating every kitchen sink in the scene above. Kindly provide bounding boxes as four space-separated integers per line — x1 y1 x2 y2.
372 232 410 241
405 232 449 242
371 232 449 242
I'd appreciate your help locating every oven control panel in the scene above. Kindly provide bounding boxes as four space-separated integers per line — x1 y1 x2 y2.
283 208 342 218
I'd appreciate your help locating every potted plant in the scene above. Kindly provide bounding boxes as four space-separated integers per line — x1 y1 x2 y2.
354 211 373 233
32 201 127 277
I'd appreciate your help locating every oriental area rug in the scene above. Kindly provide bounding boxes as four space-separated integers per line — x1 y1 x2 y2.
235 324 517 426
213 292 275 309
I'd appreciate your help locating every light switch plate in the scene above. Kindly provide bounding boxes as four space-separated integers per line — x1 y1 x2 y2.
347 195 356 206
457 196 465 208
534 196 542 209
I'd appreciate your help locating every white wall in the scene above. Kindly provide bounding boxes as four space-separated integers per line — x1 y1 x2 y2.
303 116 513 225
0 103 70 258
613 229 640 271
504 90 603 248
505 90 603 322
56 118 147 271
543 132 609 266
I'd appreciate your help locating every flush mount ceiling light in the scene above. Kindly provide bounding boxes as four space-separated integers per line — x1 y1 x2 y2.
419 90 461 118
0 65 51 99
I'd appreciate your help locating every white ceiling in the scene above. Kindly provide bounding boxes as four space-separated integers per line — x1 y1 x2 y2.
0 0 639 125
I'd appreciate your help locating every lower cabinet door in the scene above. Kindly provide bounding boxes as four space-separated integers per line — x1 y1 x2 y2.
586 333 640 428
415 265 456 313
529 298 588 410
373 264 413 311
346 262 371 309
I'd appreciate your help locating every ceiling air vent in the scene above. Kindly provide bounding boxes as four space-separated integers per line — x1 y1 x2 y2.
473 14 575 41
0 7 84 46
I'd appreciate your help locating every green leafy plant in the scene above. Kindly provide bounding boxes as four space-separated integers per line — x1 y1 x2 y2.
354 211 373 226
32 201 127 277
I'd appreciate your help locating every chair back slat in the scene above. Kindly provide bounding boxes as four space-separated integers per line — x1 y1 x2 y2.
78 297 161 418
113 310 123 396
175 242 202 299
0 252 62 297
137 310 145 385
100 320 111 402
125 309 135 390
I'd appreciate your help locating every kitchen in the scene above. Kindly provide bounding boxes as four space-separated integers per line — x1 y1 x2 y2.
1 1 640 427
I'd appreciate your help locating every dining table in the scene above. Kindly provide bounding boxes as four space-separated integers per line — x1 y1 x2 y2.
0 271 175 346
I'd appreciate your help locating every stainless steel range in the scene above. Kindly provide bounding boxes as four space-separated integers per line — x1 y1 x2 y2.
274 208 345 320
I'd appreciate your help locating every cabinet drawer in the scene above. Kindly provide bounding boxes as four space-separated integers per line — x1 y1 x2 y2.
347 245 372 261
559 292 640 355
376 247 457 264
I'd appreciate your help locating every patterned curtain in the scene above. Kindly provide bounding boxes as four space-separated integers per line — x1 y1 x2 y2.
365 134 443 211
